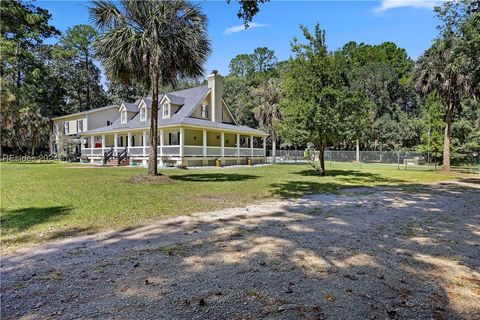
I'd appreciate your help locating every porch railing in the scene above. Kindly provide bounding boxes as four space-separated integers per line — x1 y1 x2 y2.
81 145 265 158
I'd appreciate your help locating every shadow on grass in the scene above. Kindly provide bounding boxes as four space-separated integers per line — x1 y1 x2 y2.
0 206 72 232
270 181 346 198
170 173 259 182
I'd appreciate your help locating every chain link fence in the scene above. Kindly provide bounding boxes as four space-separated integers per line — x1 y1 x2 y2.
267 150 479 173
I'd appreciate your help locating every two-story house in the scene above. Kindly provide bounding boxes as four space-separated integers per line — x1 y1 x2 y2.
51 71 268 167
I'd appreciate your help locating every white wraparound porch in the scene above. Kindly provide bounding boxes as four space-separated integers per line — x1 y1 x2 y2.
81 127 267 166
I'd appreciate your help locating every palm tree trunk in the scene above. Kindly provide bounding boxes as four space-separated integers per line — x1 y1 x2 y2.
271 131 276 164
148 67 159 176
443 101 453 172
86 50 90 110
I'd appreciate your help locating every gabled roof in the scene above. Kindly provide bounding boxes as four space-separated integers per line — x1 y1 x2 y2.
51 105 119 121
163 93 185 105
120 102 137 112
81 85 267 136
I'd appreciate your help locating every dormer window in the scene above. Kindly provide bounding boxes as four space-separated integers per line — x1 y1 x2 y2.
201 104 208 119
162 103 170 119
140 106 147 122
121 110 127 124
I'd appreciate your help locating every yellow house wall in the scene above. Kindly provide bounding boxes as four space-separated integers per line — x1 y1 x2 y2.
190 92 211 120
185 129 203 146
224 133 236 147
207 131 221 147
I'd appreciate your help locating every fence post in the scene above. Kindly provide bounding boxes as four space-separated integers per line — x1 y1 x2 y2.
397 152 400 171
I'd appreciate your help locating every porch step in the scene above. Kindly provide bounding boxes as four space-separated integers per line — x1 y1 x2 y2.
105 157 129 166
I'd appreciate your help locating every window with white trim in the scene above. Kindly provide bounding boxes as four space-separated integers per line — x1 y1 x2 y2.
77 119 84 132
162 103 170 118
140 106 147 122
201 104 208 119
64 122 69 134
121 110 127 124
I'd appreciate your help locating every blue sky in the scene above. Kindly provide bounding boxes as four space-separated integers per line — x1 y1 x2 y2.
39 0 443 79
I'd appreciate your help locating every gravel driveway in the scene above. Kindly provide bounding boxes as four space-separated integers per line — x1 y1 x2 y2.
2 179 479 320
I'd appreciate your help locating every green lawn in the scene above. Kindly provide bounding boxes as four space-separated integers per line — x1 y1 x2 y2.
0 161 469 250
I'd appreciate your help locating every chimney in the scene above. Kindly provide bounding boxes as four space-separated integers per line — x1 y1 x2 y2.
207 70 223 123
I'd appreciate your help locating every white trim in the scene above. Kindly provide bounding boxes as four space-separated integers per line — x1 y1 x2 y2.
201 104 209 119
221 132 225 158
114 133 118 155
160 129 164 156
222 98 237 125
139 106 147 122
179 128 184 158
137 100 146 109
202 130 207 157
81 124 269 137
121 110 127 124
162 102 171 119
250 135 254 157
159 95 170 105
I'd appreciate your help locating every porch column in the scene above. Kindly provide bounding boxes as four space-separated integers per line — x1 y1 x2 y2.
202 130 207 157
142 130 147 157
114 133 118 155
250 135 254 157
179 128 184 158
236 134 240 157
127 132 132 154
220 132 225 158
101 134 105 155
90 136 94 156
263 137 267 157
159 129 164 157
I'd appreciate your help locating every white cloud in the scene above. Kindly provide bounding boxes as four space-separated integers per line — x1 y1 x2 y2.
223 22 268 35
374 0 443 12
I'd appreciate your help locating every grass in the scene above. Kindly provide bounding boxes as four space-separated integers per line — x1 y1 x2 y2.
0 161 471 250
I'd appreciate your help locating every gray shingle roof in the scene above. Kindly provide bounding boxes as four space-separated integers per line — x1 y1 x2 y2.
82 85 268 136
164 93 185 105
121 102 137 112
51 105 119 120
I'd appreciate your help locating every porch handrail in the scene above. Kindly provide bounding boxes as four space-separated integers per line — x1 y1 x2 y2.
103 147 114 164
118 147 128 166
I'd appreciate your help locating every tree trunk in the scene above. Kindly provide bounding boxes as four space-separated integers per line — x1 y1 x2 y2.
443 102 453 173
355 139 360 162
317 139 326 176
31 127 36 156
271 131 276 164
148 67 159 176
85 51 90 111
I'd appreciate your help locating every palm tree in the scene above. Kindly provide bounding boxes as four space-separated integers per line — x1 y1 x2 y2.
90 0 210 175
415 37 470 172
251 78 282 163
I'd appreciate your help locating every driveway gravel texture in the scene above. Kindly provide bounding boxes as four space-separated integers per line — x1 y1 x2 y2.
1 179 479 320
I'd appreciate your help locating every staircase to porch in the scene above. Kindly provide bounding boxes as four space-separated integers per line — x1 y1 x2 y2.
103 147 129 166
104 156 129 166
